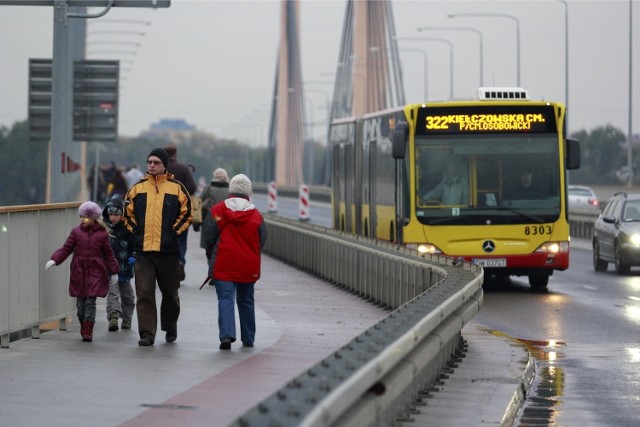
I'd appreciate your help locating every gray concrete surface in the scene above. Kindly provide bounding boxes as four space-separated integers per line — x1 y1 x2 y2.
0 231 534 427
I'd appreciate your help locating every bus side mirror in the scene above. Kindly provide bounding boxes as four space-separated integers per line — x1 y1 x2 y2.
392 122 408 159
566 138 581 170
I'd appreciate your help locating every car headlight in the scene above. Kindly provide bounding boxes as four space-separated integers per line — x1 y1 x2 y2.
628 233 640 246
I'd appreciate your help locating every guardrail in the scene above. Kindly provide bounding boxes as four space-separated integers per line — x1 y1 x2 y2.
252 183 601 249
253 183 331 203
0 203 80 348
569 207 600 243
232 215 484 426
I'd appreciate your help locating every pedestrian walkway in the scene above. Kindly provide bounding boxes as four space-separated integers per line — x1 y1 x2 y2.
0 231 531 426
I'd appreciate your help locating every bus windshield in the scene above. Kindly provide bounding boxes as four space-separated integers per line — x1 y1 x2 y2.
414 134 561 225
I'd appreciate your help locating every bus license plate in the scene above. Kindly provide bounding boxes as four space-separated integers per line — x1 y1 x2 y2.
472 258 507 267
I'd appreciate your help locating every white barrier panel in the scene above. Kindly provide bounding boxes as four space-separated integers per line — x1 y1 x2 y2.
299 184 310 221
267 181 278 213
0 203 79 348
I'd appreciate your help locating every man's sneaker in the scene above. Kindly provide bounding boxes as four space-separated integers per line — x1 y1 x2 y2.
121 319 132 330
242 342 254 348
108 314 119 332
165 331 177 343
138 334 154 346
219 338 231 350
179 264 186 281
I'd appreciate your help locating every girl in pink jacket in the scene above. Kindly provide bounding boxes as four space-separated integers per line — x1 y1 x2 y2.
45 201 119 342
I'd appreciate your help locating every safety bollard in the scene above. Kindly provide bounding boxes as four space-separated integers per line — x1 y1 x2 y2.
299 183 310 221
267 181 278 213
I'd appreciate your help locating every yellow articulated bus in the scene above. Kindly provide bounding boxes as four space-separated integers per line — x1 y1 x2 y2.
330 87 581 289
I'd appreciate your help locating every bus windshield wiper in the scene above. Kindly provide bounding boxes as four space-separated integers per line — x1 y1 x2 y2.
472 206 546 223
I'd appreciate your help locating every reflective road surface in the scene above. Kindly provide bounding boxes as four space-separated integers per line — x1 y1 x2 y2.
251 194 640 426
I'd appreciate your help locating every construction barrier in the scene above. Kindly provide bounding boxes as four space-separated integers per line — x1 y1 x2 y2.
299 183 310 221
267 181 278 213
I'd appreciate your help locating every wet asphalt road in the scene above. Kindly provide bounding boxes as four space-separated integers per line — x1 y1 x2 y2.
252 194 640 426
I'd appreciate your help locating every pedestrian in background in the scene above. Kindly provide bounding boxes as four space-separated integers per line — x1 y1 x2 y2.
45 201 119 342
124 164 144 189
203 174 267 350
164 144 197 281
124 148 192 346
102 195 136 332
199 167 230 253
107 167 128 199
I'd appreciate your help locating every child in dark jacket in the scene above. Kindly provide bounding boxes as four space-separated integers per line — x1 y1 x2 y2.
45 201 119 342
102 195 136 331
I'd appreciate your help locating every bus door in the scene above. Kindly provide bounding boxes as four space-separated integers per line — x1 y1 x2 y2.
368 139 377 238
344 143 354 232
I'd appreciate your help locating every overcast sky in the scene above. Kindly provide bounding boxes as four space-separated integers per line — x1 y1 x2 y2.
0 0 638 144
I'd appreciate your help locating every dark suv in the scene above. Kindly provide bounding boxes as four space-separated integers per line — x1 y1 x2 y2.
593 192 640 274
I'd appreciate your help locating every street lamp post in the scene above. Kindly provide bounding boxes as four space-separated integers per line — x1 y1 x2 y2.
371 46 429 102
86 50 137 56
417 26 483 87
627 0 634 186
304 87 331 138
86 40 141 48
395 36 454 100
87 30 146 37
449 13 521 87
556 0 569 129
398 48 429 101
89 19 151 26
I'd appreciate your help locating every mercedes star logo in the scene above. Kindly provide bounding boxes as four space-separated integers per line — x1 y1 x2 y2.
482 240 495 253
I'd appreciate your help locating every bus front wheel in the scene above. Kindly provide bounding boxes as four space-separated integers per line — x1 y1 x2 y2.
528 274 549 290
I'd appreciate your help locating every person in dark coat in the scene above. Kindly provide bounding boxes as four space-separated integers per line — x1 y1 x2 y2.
202 174 267 350
107 168 128 199
199 167 230 253
102 195 136 332
45 201 119 342
164 144 197 281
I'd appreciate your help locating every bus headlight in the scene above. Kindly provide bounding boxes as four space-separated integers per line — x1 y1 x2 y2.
405 243 442 254
535 241 569 253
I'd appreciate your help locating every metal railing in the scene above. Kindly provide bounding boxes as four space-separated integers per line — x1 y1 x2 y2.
233 215 484 426
0 203 80 348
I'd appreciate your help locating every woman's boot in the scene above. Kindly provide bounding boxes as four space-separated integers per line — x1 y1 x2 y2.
81 320 95 342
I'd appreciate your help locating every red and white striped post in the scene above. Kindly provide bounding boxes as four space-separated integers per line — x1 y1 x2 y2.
267 181 278 213
299 183 310 221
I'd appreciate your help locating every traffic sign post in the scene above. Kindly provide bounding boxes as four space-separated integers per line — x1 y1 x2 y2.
73 60 119 142
29 59 119 143
2 0 171 202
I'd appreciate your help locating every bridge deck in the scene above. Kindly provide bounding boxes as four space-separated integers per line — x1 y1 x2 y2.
0 231 527 426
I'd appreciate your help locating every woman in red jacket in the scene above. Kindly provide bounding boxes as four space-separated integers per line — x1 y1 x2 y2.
203 174 267 350
45 201 119 342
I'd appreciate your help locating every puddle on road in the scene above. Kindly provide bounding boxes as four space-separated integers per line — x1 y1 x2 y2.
515 338 567 426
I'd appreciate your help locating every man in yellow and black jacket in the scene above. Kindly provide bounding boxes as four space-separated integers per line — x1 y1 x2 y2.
124 148 192 346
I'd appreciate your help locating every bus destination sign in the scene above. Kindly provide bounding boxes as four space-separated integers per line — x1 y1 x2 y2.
416 105 557 135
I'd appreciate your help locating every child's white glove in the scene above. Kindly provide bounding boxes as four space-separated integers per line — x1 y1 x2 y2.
110 274 118 286
45 260 56 271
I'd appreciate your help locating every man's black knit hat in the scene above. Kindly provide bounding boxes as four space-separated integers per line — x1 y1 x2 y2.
148 148 169 169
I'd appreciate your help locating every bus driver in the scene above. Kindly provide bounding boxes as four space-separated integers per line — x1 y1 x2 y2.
422 162 469 206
